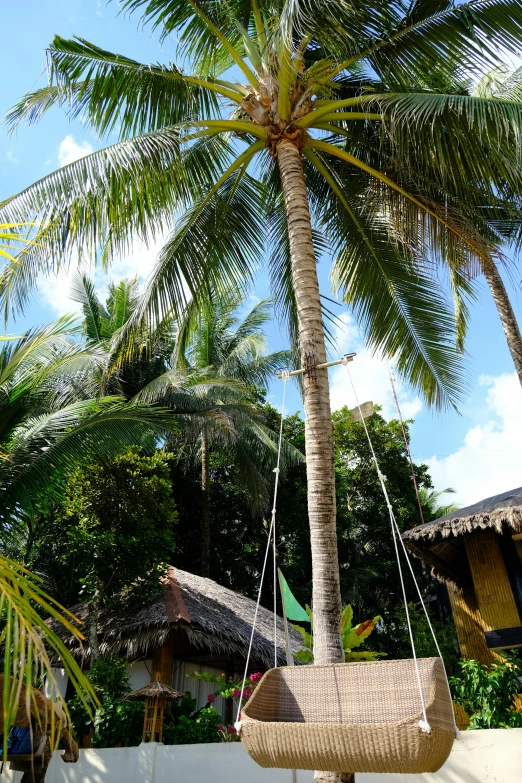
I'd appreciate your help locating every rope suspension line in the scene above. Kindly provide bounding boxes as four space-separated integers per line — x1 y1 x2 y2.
235 371 290 729
237 354 457 742
344 361 458 736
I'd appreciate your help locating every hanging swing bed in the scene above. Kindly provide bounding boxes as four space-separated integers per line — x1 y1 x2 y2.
236 359 457 776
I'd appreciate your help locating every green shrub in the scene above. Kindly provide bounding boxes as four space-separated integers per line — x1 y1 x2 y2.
69 655 144 747
92 699 144 748
450 651 522 729
163 707 222 745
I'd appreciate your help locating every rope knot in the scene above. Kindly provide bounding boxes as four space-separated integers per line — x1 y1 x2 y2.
418 720 431 735
273 467 280 474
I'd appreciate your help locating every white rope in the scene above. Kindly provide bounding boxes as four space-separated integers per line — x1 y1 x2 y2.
235 373 290 731
344 360 432 733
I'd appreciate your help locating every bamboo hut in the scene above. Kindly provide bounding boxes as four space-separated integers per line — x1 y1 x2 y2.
47 567 300 718
403 486 522 664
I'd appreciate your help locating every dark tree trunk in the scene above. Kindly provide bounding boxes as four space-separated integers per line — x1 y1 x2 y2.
200 430 211 577
87 578 103 665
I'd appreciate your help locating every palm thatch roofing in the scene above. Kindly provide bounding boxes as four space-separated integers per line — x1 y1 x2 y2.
402 487 522 587
47 567 301 668
124 682 185 701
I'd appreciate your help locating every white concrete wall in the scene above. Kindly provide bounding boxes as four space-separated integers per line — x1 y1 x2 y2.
2 729 521 783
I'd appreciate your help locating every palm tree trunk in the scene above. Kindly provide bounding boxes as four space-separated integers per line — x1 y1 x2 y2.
87 578 102 665
277 138 343 666
481 258 522 388
200 430 211 578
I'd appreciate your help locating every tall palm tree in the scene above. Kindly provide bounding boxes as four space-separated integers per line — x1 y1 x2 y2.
173 292 290 575
72 275 298 575
3 3 522 694
0 316 180 520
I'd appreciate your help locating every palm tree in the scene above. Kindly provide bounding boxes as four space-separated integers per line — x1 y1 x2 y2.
72 275 298 575
0 317 179 519
173 292 290 575
3 2 522 690
419 487 459 521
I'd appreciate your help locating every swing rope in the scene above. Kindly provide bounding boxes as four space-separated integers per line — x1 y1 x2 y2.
236 359 457 738
235 372 290 730
344 359 458 736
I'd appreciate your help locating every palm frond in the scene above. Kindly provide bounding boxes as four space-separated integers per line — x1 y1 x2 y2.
1 398 177 516
69 273 106 342
5 36 232 137
0 556 97 745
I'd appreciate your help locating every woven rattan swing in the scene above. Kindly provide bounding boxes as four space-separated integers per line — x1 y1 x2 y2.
236 363 457 776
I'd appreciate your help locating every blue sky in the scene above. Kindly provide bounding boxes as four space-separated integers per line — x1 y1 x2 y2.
2 0 522 507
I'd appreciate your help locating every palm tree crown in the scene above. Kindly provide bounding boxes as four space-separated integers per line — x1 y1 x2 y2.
3 0 522 403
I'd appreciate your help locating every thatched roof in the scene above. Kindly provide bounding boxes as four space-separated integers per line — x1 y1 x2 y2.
48 567 301 668
402 486 522 587
124 682 185 701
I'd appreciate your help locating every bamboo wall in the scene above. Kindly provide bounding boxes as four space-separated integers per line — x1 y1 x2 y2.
448 530 521 667
465 531 521 631
448 586 495 665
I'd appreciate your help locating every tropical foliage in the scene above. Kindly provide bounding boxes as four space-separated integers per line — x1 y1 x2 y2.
4 1 522 403
419 487 459 520
6 1 522 680
29 448 178 663
172 291 291 573
0 317 180 520
68 656 144 747
291 604 383 663
0 556 97 749
450 652 522 729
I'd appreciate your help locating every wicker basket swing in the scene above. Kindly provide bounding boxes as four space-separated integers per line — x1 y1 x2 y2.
240 657 455 774
237 367 457 775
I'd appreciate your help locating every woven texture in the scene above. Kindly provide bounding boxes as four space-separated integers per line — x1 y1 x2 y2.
241 658 455 774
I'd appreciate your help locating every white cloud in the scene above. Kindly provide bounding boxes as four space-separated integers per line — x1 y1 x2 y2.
328 311 423 420
38 235 168 318
58 135 93 167
39 269 85 318
427 372 522 507
6 151 19 165
96 0 104 17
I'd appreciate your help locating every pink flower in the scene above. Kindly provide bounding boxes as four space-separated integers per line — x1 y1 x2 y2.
207 693 215 704
243 687 252 698
227 726 237 735
221 673 226 679
232 689 240 698
250 672 262 682
218 725 225 732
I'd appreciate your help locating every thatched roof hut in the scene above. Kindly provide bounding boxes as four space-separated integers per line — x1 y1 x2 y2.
48 567 301 669
403 487 522 663
403 486 522 587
